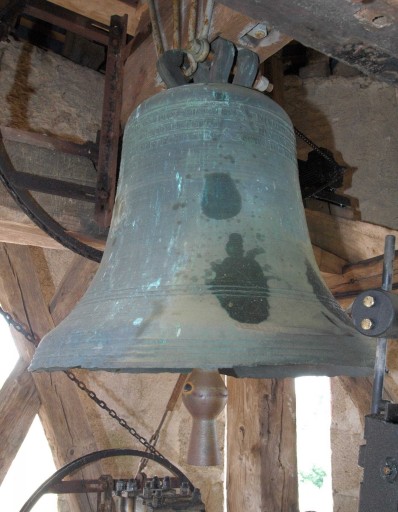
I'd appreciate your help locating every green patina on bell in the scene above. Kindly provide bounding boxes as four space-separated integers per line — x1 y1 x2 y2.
30 83 375 378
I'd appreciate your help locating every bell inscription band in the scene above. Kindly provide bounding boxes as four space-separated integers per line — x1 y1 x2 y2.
30 84 375 378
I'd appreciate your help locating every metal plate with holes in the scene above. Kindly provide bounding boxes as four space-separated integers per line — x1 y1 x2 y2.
359 415 398 512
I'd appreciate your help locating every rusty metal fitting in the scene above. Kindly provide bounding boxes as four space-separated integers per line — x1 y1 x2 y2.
247 23 268 40
186 38 210 63
254 75 273 92
182 52 198 77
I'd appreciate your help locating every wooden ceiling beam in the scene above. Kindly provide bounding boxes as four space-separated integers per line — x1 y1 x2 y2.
0 219 105 251
1 207 397 305
219 0 398 86
306 209 398 263
325 251 398 304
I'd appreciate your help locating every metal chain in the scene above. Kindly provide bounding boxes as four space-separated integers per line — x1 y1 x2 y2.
0 305 166 462
294 126 342 170
0 305 39 347
64 370 165 461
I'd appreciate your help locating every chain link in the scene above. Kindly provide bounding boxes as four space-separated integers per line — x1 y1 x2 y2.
294 126 342 170
0 305 166 462
64 370 166 460
0 305 39 346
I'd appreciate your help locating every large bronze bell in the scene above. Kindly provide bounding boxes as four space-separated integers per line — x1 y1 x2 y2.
30 83 375 378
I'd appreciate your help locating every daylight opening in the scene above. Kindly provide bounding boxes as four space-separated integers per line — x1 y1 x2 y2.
295 376 333 512
0 314 18 389
0 315 57 510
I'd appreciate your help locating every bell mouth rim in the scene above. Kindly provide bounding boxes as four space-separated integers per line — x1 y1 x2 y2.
30 328 375 377
29 363 373 379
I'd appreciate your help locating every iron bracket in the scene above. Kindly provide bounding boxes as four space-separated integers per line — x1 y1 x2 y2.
298 148 347 202
157 37 259 88
356 236 398 512
95 14 128 228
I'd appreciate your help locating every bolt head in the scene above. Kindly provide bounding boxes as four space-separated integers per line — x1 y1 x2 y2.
363 295 375 308
361 318 373 331
246 23 268 40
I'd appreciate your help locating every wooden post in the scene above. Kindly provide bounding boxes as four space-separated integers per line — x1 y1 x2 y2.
0 358 41 484
49 254 99 324
0 243 102 511
227 378 298 511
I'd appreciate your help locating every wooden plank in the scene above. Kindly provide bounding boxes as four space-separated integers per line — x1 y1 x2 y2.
121 2 291 124
306 209 398 263
51 0 147 36
227 378 298 511
209 3 291 63
325 251 398 302
0 219 106 251
50 254 99 324
0 358 41 484
313 244 347 274
0 243 103 512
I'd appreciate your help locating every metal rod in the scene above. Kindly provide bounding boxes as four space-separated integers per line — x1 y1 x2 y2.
371 235 396 415
382 235 396 291
147 0 165 56
172 0 180 49
199 0 214 40
188 0 198 43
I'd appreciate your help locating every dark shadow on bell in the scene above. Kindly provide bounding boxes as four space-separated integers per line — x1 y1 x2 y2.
201 173 241 220
209 233 270 324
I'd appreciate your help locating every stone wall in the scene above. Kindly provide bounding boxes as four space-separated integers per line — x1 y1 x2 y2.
284 67 398 231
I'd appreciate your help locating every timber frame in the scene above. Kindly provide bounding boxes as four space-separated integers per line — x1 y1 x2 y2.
0 1 398 511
